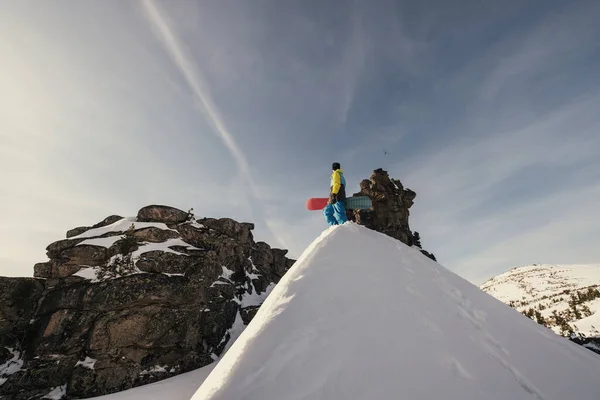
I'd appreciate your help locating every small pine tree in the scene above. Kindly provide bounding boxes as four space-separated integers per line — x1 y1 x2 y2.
552 310 574 336
186 208 195 221
118 224 139 254
569 294 583 319
560 321 574 336
413 232 422 248
534 310 546 326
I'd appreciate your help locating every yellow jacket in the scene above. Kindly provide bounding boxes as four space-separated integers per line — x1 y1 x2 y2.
330 169 346 196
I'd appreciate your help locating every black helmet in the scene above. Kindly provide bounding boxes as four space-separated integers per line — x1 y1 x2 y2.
332 162 341 170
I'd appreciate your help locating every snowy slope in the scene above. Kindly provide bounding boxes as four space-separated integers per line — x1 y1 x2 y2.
87 363 215 400
193 223 600 400
481 264 600 336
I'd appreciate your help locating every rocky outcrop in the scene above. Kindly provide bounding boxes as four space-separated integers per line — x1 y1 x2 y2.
137 205 190 223
0 205 294 399
349 168 436 261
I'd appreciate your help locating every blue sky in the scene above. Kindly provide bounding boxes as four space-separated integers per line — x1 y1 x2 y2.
1 0 599 284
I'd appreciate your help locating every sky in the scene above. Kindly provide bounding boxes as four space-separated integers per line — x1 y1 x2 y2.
0 0 599 285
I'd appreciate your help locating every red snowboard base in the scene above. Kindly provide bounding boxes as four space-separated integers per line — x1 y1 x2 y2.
306 197 329 211
306 196 372 211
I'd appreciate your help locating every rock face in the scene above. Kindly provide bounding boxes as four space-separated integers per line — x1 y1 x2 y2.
349 168 436 261
0 205 294 399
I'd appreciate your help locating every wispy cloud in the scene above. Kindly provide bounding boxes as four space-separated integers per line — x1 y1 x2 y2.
139 0 288 248
140 0 256 194
456 180 600 285
396 3 600 284
337 2 367 125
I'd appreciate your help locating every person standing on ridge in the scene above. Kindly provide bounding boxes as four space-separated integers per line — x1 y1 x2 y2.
324 162 348 226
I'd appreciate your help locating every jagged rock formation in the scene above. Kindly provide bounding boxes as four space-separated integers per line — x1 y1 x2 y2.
349 168 436 261
0 206 294 399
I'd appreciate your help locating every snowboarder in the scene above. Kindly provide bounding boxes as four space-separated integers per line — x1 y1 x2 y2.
324 162 348 226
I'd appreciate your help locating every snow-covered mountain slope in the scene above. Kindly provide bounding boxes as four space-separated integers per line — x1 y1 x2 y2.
87 364 215 400
192 223 600 400
481 264 600 337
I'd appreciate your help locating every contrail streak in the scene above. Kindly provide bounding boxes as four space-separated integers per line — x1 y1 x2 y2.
140 0 289 249
140 0 258 196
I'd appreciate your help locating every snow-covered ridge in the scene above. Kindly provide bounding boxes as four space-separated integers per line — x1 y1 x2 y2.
192 224 600 400
481 264 600 336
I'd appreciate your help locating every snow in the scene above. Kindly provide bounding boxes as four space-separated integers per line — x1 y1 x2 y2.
573 298 600 335
584 341 600 352
220 266 234 280
73 266 101 281
240 283 276 307
70 239 200 283
481 264 600 336
246 257 261 279
212 311 246 358
75 356 97 370
193 223 600 400
188 220 206 229
43 385 67 399
78 236 124 248
131 238 200 260
0 348 23 386
210 266 235 287
481 264 600 303
139 365 168 376
70 217 176 240
88 363 215 400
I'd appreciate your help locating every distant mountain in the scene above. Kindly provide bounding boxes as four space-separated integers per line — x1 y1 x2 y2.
481 264 600 353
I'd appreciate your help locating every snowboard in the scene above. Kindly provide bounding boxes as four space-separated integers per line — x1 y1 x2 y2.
306 196 372 211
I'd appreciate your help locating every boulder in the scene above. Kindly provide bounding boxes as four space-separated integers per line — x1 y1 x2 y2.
46 238 85 258
137 205 189 223
351 168 416 246
348 169 437 261
131 227 180 243
60 245 109 267
34 261 58 278
175 223 208 249
136 251 203 275
200 218 254 243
